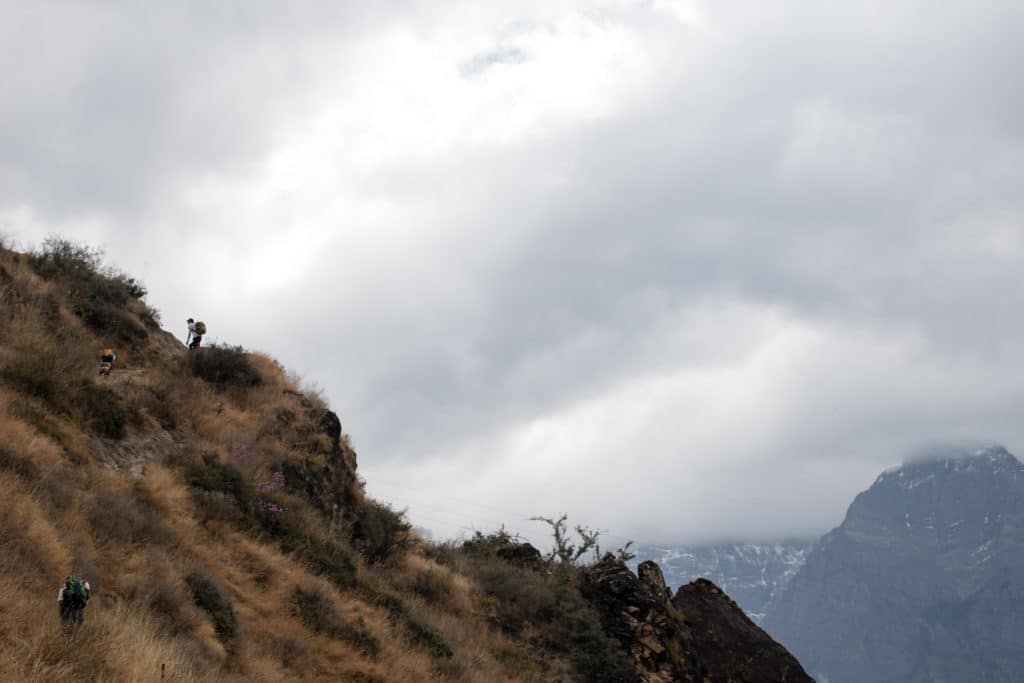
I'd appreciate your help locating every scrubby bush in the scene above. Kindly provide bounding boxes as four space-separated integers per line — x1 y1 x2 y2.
365 584 453 659
86 485 173 545
351 500 412 565
189 345 261 390
405 618 454 659
290 585 379 656
186 569 237 642
184 452 252 510
73 299 147 344
1 341 61 403
407 568 454 605
28 238 149 343
0 447 39 480
78 380 130 438
298 534 360 589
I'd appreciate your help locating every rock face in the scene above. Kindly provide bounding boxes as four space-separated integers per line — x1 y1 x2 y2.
631 542 811 622
581 556 812 682
279 408 364 517
765 446 1024 683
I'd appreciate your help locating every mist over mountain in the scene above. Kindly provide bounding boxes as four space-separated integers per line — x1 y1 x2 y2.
631 542 811 622
765 446 1024 682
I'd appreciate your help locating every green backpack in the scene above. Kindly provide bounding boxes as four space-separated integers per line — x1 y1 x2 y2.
65 578 88 606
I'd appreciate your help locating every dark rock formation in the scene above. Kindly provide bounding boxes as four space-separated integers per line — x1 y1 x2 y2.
582 555 812 682
279 408 363 517
673 579 811 682
765 446 1024 683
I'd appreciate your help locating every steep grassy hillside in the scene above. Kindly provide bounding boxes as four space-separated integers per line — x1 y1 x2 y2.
0 239 809 682
0 240 635 682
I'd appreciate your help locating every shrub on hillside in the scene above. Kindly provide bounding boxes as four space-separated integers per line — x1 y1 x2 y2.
1 341 61 403
28 238 149 343
290 585 379 657
184 452 252 511
78 380 130 438
86 485 173 545
0 447 39 480
298 533 360 589
351 500 412 565
189 345 262 390
73 299 148 344
186 568 237 642
407 568 454 605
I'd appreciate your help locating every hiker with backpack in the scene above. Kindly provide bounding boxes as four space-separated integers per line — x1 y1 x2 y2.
98 348 116 376
186 318 206 350
58 576 91 636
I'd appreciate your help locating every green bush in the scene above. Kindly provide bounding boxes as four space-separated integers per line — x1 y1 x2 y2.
189 345 262 390
290 585 379 657
351 500 412 565
186 569 237 642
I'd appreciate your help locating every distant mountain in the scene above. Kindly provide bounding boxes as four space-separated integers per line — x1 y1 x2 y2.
631 542 811 622
764 446 1024 683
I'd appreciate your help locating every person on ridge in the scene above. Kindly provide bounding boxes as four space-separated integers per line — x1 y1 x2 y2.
186 318 205 350
98 348 116 376
58 576 91 637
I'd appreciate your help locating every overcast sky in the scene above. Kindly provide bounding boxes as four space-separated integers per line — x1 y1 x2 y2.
3 1 1023 546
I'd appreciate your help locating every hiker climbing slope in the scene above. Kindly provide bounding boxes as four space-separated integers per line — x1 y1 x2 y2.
186 318 206 350
58 576 91 637
98 348 116 376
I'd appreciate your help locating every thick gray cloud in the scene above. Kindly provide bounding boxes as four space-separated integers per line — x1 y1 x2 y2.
3 1 1023 546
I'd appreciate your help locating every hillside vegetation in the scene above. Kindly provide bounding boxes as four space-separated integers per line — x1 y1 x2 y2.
0 239 638 682
0 239 810 682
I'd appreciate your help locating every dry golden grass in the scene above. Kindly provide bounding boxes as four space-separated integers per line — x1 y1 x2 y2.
0 243 588 682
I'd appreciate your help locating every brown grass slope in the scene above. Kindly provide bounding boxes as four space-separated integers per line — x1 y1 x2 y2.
0 240 620 682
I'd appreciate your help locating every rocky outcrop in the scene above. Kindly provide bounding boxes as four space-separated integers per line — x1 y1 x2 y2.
582 556 811 683
279 408 364 517
92 429 184 477
673 579 811 682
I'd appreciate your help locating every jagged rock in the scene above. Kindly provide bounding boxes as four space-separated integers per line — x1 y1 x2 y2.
638 560 671 601
280 409 363 517
674 578 811 682
495 542 544 571
318 410 342 444
582 555 812 682
581 555 691 682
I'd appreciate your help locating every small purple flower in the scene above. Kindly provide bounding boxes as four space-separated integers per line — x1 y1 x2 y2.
258 500 285 515
229 445 253 465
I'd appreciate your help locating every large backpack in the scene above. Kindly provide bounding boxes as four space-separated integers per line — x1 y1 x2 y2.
65 577 88 606
194 321 207 335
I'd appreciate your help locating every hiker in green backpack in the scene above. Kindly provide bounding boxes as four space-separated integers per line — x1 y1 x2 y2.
58 576 91 636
